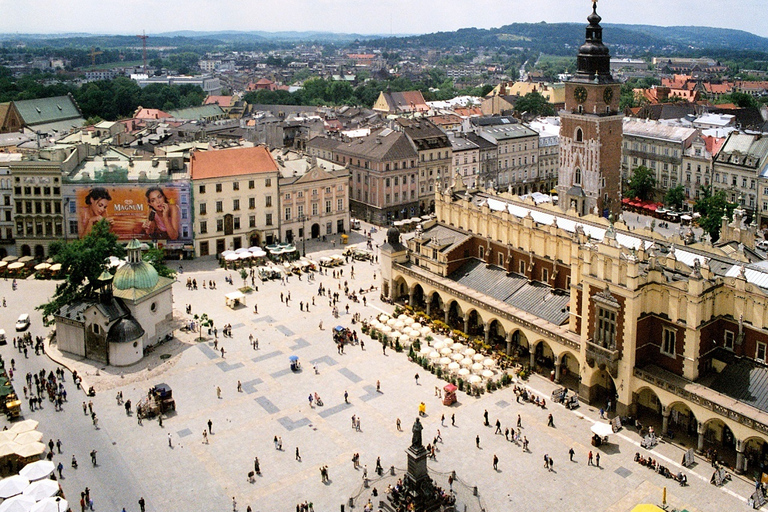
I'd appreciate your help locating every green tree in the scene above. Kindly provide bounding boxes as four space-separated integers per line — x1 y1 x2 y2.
694 187 737 242
193 313 214 341
142 245 175 279
239 268 248 287
664 184 686 210
37 220 124 324
514 92 555 116
625 165 656 201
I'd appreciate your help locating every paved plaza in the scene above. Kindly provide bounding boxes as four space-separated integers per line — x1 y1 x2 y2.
0 223 762 511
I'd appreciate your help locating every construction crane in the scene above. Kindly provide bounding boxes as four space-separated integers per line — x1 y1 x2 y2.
88 47 103 66
136 31 149 72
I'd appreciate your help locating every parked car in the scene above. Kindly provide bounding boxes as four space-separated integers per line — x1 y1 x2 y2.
15 314 30 332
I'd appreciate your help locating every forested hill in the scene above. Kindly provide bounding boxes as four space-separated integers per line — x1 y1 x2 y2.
369 22 768 56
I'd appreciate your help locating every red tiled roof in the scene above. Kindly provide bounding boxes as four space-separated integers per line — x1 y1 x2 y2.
704 135 725 157
255 78 274 85
134 108 171 120
204 95 234 107
190 146 278 180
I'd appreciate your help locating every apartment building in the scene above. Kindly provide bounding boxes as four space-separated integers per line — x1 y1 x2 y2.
711 132 768 223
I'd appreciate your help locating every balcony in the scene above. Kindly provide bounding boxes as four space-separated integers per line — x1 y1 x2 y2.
585 339 620 378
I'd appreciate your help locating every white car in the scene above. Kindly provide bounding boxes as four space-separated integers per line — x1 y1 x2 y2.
15 314 30 332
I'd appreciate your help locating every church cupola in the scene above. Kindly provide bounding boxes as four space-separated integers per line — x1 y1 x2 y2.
575 2 613 83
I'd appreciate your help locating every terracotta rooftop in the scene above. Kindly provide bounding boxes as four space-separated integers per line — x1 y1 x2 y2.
190 146 278 180
204 95 234 107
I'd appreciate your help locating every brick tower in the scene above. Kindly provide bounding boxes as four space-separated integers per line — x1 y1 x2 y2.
557 1 622 217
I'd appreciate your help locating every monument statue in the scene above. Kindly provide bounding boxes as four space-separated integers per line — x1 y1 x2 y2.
411 417 423 448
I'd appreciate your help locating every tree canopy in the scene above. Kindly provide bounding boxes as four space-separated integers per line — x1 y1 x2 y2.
694 187 737 242
664 184 686 210
514 92 555 117
625 166 657 201
37 220 124 324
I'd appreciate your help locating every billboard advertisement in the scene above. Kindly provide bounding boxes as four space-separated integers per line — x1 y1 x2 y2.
74 183 191 246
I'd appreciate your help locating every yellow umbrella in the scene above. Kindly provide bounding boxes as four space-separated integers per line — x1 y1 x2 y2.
34 263 50 271
49 264 62 272
7 262 23 270
631 506 665 512
0 261 7 269
0 432 17 443
0 442 21 458
13 431 43 445
13 442 45 458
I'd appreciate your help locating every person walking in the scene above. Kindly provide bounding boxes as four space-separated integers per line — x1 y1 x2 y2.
475 435 480 449
414 373 420 385
216 386 222 399
451 413 455 426
396 418 401 431
569 447 575 462
208 419 213 434
547 414 554 427
495 419 502 434
295 447 301 461
493 454 499 471
588 451 593 466
138 497 145 512
483 409 489 427
595 453 600 468
517 414 522 428
168 433 173 448
344 390 349 403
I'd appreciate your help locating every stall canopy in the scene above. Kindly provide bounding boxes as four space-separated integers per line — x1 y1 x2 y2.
591 422 614 438
225 291 246 304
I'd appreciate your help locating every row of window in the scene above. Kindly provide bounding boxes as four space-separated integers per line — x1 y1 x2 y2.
624 141 681 158
14 186 61 197
16 219 63 237
284 185 344 200
284 199 343 220
15 201 62 215
198 179 270 194
199 214 273 234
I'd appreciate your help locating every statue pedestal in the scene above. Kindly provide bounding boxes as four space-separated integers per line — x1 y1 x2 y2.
406 445 429 482
400 445 441 512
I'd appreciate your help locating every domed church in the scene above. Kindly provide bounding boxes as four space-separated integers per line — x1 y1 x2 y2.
54 239 175 366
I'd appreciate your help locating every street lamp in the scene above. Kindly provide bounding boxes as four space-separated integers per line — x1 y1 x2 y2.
299 214 307 257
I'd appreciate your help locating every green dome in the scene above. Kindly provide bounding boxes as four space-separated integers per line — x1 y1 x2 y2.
113 260 159 290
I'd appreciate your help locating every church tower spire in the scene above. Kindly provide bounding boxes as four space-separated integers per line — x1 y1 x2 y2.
575 2 613 83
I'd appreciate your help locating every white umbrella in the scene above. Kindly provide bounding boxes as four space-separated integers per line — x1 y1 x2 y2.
220 250 234 257
386 318 397 327
250 249 267 258
234 248 249 254
451 353 464 362
420 327 432 336
14 442 45 459
0 432 16 443
428 351 440 361
22 479 59 500
473 354 485 362
460 357 473 367
14 432 43 445
0 495 35 512
398 335 410 345
451 343 465 351
481 369 495 379
432 341 444 350
483 358 495 368
378 314 390 322
458 368 471 377
408 330 420 340
225 253 239 261
591 422 614 438
448 362 461 371
397 314 408 321
468 375 483 384
403 317 414 326
238 252 251 260
412 323 422 330
419 346 432 356
439 357 452 366
381 326 392 334
0 476 30 499
19 461 54 481
394 321 405 330
8 421 38 434
464 348 476 357
472 363 484 373
440 347 452 356
30 498 67 512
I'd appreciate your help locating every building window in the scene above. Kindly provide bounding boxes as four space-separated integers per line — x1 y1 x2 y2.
249 197 255 209
199 203 207 215
285 207 291 221
297 205 304 217
596 307 617 349
724 330 734 350
249 215 256 228
265 213 273 226
542 268 549 283
478 246 485 259
233 199 240 211
249 180 255 189
265 178 272 187
285 193 291 200
233 217 240 230
519 260 526 274
233 182 239 191
661 328 676 357
266 196 272 207
215 201 223 213
216 219 223 232
498 253 504 266
574 168 582 185
337 198 343 211
200 221 207 234
199 241 209 256
68 220 78 235
199 185 206 194
216 184 222 193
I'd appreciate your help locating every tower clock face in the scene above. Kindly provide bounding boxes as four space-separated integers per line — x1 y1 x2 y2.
603 87 614 104
574 86 587 104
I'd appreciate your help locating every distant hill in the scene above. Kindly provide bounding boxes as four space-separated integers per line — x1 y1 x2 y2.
367 22 768 56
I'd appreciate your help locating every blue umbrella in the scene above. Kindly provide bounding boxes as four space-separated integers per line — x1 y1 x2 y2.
334 326 344 332
289 355 299 362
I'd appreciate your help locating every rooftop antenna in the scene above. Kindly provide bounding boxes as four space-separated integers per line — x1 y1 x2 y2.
136 31 149 73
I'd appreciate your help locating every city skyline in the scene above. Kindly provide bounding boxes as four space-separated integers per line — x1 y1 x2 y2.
1 0 767 39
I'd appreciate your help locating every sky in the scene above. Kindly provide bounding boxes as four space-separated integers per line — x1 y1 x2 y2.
0 0 766 38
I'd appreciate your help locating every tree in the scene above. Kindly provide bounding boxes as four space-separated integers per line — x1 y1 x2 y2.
142 245 175 279
625 166 656 201
37 220 124 324
694 187 737 242
514 92 555 117
193 313 214 341
664 185 685 210
239 268 248 287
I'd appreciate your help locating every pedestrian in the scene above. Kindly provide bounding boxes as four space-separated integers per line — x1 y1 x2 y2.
451 413 456 426
396 418 401 431
441 414 445 426
344 390 349 403
495 419 502 434
216 386 222 399
484 409 489 426
523 436 528 451
517 414 522 428
414 373 419 385
295 447 301 461
595 453 600 467
254 456 260 475
221 347 225 358
208 419 213 434
547 413 554 427
493 454 498 470
588 451 593 466
237 381 242 393
476 435 480 448
376 380 380 392
232 496 237 512
544 453 549 469
138 498 145 512
82 402 87 415
203 431 208 444
363 465 368 480
549 457 554 472
57 461 63 478
168 433 173 447
569 447 575 461
274 436 279 450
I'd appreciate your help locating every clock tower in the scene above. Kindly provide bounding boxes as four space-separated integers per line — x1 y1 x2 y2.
557 1 622 217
